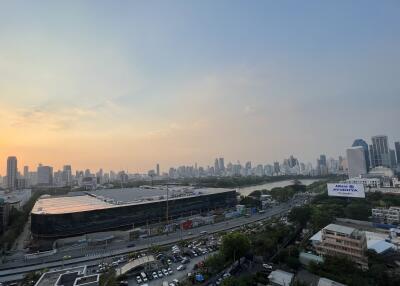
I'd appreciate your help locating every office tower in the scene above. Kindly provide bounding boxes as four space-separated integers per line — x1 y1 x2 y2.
319 155 327 167
214 158 220 174
346 147 367 178
156 164 160 176
317 154 328 175
62 165 72 186
370 135 390 168
6 156 17 190
37 165 53 185
395 142 400 165
23 166 29 179
84 169 91 177
273 162 280 174
288 155 298 168
352 139 370 171
218 158 225 172
390 149 397 168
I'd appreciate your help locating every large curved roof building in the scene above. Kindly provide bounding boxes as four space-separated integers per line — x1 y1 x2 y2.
31 186 237 238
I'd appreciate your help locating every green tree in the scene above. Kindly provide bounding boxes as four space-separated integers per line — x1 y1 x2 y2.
99 269 118 286
344 202 371 220
204 253 226 274
221 232 251 262
288 206 311 227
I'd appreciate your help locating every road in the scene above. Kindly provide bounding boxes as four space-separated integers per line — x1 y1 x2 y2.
0 196 308 283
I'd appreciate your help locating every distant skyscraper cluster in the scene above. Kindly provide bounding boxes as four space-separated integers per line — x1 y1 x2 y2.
1 134 398 190
346 135 399 179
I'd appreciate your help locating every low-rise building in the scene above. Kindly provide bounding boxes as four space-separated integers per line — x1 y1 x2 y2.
346 177 380 189
34 266 99 286
318 277 346 286
313 224 368 269
372 207 400 225
268 269 294 286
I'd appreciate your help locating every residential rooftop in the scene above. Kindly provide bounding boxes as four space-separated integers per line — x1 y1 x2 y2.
323 224 356 236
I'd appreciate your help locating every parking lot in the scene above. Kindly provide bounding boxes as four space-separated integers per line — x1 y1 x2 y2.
84 234 219 286
127 236 219 286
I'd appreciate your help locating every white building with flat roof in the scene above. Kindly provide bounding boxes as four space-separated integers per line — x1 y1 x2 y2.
268 269 294 286
346 177 380 189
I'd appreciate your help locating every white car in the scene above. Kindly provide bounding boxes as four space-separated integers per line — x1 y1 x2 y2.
152 272 158 279
136 276 142 284
158 270 163 277
262 263 273 270
168 267 173 274
162 269 169 276
176 265 186 271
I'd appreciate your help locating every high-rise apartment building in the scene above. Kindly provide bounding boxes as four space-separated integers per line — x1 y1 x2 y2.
352 139 370 171
317 154 328 175
37 165 53 185
62 165 72 186
214 158 220 174
370 135 390 168
156 164 160 176
218 158 225 172
273 162 280 174
23 166 29 179
346 146 367 178
6 156 17 190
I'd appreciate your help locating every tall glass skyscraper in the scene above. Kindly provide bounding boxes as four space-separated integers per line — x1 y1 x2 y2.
395 142 400 165
370 135 390 168
352 139 370 171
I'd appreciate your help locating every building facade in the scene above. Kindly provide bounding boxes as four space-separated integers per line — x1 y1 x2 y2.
6 156 18 190
37 165 53 186
395 141 400 165
346 146 367 179
314 224 368 269
372 207 400 225
352 139 370 171
31 189 237 238
370 135 390 168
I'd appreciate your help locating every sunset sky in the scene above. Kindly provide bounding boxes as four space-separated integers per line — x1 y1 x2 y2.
0 0 399 175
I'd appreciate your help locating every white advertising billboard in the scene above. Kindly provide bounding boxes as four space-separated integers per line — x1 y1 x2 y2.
327 183 365 198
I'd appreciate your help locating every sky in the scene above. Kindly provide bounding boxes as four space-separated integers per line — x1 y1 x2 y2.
0 0 399 175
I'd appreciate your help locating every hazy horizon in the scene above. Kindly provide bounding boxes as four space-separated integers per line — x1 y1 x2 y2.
1 1 399 175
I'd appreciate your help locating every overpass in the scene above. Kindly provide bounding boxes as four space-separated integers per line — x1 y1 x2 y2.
116 255 155 276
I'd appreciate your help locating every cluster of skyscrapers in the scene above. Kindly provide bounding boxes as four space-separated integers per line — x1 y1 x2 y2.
347 135 399 179
165 154 345 179
2 136 398 191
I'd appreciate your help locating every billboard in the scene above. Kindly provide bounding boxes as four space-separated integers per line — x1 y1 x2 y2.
327 183 365 198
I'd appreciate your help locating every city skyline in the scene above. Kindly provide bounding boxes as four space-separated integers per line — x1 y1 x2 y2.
1 1 399 175
1 133 399 177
